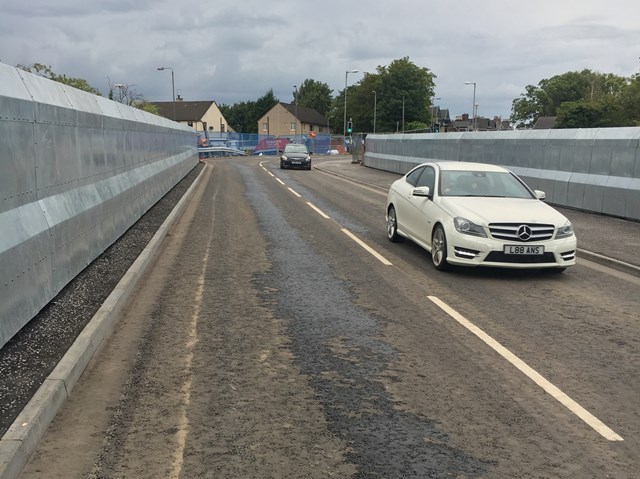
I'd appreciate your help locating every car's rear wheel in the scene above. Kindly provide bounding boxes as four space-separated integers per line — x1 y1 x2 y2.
387 206 403 242
431 225 449 270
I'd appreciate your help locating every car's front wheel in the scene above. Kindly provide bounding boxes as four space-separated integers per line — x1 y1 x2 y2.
387 206 403 242
431 225 449 270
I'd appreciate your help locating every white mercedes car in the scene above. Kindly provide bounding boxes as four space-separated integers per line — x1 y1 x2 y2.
385 161 577 272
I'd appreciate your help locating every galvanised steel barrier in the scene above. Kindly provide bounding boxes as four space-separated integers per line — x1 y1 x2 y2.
364 129 640 221
0 63 198 348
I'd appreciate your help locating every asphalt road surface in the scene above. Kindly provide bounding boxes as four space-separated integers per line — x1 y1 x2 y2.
17 157 640 478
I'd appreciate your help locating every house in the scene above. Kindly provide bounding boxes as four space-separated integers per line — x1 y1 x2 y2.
533 116 557 129
152 99 233 133
257 102 329 138
447 114 509 132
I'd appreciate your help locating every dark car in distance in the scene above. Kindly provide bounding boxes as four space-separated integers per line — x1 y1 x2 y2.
280 143 312 170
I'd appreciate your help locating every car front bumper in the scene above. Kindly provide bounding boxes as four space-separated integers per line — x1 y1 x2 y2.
445 230 577 269
281 158 311 169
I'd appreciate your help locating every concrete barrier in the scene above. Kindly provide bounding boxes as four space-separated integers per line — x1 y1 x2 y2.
364 129 640 221
0 63 198 348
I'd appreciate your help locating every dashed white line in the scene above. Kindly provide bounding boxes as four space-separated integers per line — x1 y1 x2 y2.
341 228 392 266
428 295 624 442
306 202 330 219
263 164 391 266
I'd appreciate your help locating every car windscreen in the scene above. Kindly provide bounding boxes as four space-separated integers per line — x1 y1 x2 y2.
284 145 308 153
439 171 535 198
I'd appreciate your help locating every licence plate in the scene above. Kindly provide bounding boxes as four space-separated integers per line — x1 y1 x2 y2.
292 161 301 164
504 245 544 255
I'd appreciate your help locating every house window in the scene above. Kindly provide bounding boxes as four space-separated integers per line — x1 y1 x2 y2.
188 121 194 127
290 122 296 131
310 125 315 132
263 122 269 132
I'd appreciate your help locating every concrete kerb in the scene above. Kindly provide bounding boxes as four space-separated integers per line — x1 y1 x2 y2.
577 249 640 277
0 164 208 479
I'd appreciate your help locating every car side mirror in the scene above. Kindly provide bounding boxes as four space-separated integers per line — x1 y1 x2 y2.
413 186 431 198
278 149 283 154
534 190 546 200
309 151 313 156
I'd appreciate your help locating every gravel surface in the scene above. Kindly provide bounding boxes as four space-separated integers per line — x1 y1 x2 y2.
0 162 204 436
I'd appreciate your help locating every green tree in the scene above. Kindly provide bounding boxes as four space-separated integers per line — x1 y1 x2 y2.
219 89 279 133
345 72 383 133
371 57 435 133
329 57 435 135
620 74 640 126
510 69 635 128
555 100 607 128
17 63 101 95
293 79 333 116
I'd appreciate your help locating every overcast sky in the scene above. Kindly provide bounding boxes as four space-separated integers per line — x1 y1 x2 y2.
2 0 639 122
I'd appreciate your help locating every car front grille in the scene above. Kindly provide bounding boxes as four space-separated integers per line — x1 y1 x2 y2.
484 251 557 264
489 223 555 242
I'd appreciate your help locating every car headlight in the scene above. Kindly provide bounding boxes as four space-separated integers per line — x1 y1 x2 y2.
281 155 288 160
454 217 487 237
556 220 574 238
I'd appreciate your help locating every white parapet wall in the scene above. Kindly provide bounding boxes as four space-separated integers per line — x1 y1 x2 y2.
364 130 640 221
0 63 198 348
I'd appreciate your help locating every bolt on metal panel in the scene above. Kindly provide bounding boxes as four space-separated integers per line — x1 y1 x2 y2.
1 65 198 348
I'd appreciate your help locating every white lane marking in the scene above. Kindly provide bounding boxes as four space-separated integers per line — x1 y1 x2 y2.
263 165 391 267
428 295 624 442
306 202 330 219
341 228 392 266
170 195 218 477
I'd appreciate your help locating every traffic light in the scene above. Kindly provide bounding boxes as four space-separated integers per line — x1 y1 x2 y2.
347 120 353 134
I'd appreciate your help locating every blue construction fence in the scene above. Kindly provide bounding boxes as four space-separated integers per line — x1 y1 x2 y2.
197 132 345 155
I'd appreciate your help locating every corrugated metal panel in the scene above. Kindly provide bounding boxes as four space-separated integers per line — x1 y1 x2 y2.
0 64 197 348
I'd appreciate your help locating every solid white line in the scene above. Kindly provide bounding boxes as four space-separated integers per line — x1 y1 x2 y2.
276 178 285 185
306 202 330 219
288 187 302 198
427 295 623 442
341 228 392 266
267 171 275 177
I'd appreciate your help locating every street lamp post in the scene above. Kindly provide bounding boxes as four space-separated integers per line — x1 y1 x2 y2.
373 90 377 133
402 95 405 132
157 66 176 121
465 81 477 131
113 83 126 104
343 69 359 150
293 85 298 142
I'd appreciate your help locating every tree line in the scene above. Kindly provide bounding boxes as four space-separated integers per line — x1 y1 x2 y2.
16 61 640 132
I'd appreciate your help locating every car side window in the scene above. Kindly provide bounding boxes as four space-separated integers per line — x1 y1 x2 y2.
405 167 425 187
415 167 435 191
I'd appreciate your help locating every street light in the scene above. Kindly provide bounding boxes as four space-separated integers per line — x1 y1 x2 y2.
372 90 377 134
113 83 125 104
402 95 405 132
465 81 477 131
293 85 298 142
157 66 176 121
343 69 359 149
